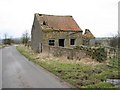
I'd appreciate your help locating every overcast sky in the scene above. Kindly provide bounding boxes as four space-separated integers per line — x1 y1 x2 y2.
0 0 119 39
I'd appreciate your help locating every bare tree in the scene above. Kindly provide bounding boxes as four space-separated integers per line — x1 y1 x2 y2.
110 32 120 48
4 33 7 40
3 33 12 45
21 30 30 46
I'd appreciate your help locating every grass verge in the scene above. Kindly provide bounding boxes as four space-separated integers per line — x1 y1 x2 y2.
16 45 119 88
0 44 5 48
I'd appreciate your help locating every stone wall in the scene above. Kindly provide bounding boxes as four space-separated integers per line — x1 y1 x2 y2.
31 14 43 52
42 45 108 62
42 30 83 48
42 45 89 60
105 46 118 59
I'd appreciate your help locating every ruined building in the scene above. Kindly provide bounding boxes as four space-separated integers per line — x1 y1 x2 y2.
31 13 95 52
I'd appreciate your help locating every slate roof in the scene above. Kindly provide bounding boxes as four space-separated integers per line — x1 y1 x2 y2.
36 14 82 31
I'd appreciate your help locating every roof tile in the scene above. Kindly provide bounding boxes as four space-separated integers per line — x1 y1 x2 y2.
37 14 82 31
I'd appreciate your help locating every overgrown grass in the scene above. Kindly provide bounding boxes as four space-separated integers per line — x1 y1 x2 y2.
0 45 2 48
0 44 5 48
16 45 119 88
82 82 114 88
109 58 120 69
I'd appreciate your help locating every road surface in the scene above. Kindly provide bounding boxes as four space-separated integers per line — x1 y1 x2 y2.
2 46 73 88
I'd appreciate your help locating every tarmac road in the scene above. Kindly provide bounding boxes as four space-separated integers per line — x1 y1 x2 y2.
2 46 73 88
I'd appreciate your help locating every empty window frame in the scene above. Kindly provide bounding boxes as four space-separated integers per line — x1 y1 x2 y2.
43 21 47 25
49 40 55 46
70 39 75 45
59 39 65 47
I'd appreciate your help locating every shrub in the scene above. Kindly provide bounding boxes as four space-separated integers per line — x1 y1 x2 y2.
93 47 107 62
75 46 107 62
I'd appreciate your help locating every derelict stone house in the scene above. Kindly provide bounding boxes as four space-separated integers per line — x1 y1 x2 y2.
82 29 95 46
31 13 83 52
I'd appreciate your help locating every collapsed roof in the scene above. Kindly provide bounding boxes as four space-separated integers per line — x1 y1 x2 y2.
36 13 83 32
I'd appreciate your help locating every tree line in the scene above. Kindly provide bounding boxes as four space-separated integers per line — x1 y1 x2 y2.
1 31 119 48
2 30 30 46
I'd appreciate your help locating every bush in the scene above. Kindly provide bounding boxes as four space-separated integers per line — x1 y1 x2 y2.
93 47 107 62
75 46 107 62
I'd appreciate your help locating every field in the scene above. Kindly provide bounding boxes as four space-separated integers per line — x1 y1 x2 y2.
17 45 119 88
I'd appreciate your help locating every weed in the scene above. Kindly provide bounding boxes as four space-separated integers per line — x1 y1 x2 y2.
16 45 119 88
